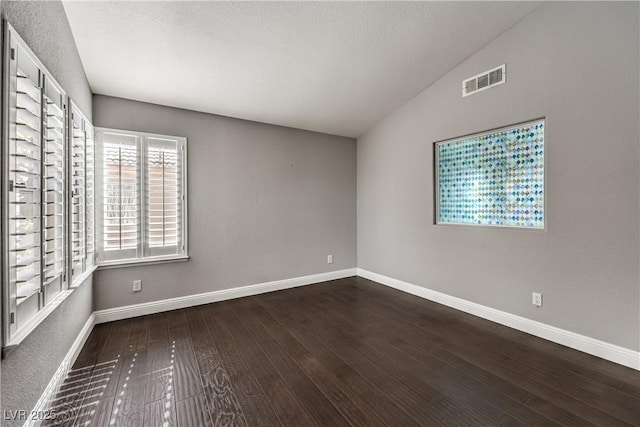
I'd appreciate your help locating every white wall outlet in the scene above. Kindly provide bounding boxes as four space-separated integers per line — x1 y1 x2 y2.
532 292 542 307
133 280 142 292
327 254 333 264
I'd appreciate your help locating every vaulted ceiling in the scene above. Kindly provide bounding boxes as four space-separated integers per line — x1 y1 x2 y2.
63 1 540 137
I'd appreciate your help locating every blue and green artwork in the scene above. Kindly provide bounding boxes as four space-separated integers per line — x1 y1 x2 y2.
436 119 544 228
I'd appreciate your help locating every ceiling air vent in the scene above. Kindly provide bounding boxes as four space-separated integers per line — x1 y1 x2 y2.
463 64 506 97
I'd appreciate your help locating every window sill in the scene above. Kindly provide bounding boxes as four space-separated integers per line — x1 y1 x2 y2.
70 265 98 289
2 272 94 353
97 255 190 270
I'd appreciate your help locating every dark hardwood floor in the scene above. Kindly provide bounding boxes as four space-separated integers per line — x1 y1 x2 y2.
43 277 640 426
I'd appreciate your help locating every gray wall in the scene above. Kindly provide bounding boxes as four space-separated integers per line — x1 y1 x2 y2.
92 95 357 310
1 1 92 117
1 1 94 425
357 2 640 350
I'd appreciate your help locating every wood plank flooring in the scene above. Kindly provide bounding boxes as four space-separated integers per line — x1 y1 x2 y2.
42 277 640 426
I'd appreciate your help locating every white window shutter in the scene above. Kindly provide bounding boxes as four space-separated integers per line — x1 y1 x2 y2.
96 129 186 264
146 137 183 257
97 132 140 262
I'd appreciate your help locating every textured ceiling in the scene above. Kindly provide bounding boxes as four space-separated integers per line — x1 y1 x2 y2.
63 1 540 137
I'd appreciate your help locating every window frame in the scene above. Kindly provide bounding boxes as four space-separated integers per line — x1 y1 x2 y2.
95 127 189 268
433 118 546 230
68 101 97 287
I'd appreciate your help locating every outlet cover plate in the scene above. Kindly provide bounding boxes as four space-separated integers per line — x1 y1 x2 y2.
532 292 542 307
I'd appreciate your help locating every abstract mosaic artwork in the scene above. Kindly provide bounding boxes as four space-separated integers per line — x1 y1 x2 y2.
436 119 545 228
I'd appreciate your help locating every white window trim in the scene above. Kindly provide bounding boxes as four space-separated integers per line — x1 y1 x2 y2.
95 127 189 268
97 255 190 269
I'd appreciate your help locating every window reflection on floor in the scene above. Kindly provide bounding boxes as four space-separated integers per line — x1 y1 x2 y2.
42 340 177 426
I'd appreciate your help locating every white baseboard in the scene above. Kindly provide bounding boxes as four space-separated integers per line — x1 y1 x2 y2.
357 268 640 371
26 313 96 427
94 268 358 324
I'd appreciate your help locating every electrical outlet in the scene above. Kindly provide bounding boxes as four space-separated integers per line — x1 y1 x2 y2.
133 280 142 292
327 254 333 264
532 292 542 307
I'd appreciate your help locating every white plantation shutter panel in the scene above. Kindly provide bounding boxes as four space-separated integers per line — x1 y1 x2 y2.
69 103 96 283
42 78 66 302
146 138 183 256
97 132 140 262
85 123 96 266
8 46 44 329
70 106 86 280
